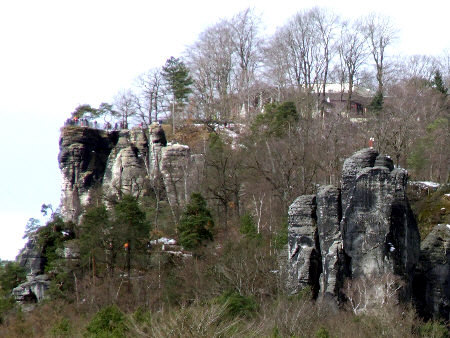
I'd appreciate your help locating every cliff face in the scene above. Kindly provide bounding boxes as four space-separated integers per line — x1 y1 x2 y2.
287 149 427 313
59 127 119 222
58 124 202 223
414 224 450 320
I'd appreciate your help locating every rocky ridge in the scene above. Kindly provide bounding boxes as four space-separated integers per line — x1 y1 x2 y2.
58 123 202 223
287 148 449 320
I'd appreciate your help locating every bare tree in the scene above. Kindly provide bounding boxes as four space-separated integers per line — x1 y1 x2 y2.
362 13 397 95
344 273 403 315
310 7 339 116
338 19 368 113
394 54 439 85
287 10 323 91
135 67 165 126
263 27 297 101
113 89 137 128
263 8 339 116
230 8 262 117
185 19 235 120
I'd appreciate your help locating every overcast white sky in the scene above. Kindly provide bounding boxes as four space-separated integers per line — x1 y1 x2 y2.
0 0 448 261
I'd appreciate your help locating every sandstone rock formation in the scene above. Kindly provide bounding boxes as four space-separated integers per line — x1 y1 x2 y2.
58 124 201 223
287 195 321 296
288 148 421 308
316 185 345 302
102 129 149 199
16 236 46 277
59 127 118 222
12 274 50 306
414 224 450 320
14 235 50 307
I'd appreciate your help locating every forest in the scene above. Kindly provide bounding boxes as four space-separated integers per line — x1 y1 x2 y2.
0 7 449 337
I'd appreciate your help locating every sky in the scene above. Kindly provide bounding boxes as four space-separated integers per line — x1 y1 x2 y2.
0 0 449 261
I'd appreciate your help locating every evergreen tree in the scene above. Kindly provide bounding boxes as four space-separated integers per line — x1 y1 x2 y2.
162 57 193 132
113 195 149 276
239 213 260 240
113 195 148 246
79 205 113 276
162 57 193 105
178 193 214 249
369 90 384 112
0 261 26 322
252 101 298 137
431 70 448 95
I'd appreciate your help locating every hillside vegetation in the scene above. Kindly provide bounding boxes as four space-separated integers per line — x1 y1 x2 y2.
1 6 449 337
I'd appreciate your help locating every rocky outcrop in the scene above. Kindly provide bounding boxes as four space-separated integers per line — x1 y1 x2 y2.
316 185 345 302
59 127 119 222
12 274 50 306
341 154 420 288
16 236 46 277
414 224 450 320
102 129 149 199
341 148 378 208
288 148 421 309
59 124 200 223
287 195 321 296
15 234 50 307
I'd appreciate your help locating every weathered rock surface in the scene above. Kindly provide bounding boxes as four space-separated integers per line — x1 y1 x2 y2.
15 234 51 306
341 148 378 208
59 124 199 222
287 195 321 296
59 127 119 222
341 164 420 283
288 148 421 310
12 274 50 305
103 130 149 198
414 224 450 320
316 185 345 301
16 236 45 276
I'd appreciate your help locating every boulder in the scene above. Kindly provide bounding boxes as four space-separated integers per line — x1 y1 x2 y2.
341 163 419 299
160 144 192 209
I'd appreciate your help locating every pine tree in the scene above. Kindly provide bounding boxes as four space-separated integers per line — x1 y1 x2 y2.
369 90 384 112
162 57 193 104
431 70 448 95
177 193 214 250
113 195 149 277
162 57 193 132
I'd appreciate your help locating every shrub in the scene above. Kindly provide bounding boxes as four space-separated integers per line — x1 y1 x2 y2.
418 321 449 338
132 306 151 324
273 220 288 250
315 327 330 338
216 290 258 318
84 305 128 338
239 213 261 240
50 317 72 337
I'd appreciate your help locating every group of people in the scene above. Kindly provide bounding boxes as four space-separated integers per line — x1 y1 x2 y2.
65 117 92 127
64 117 131 130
